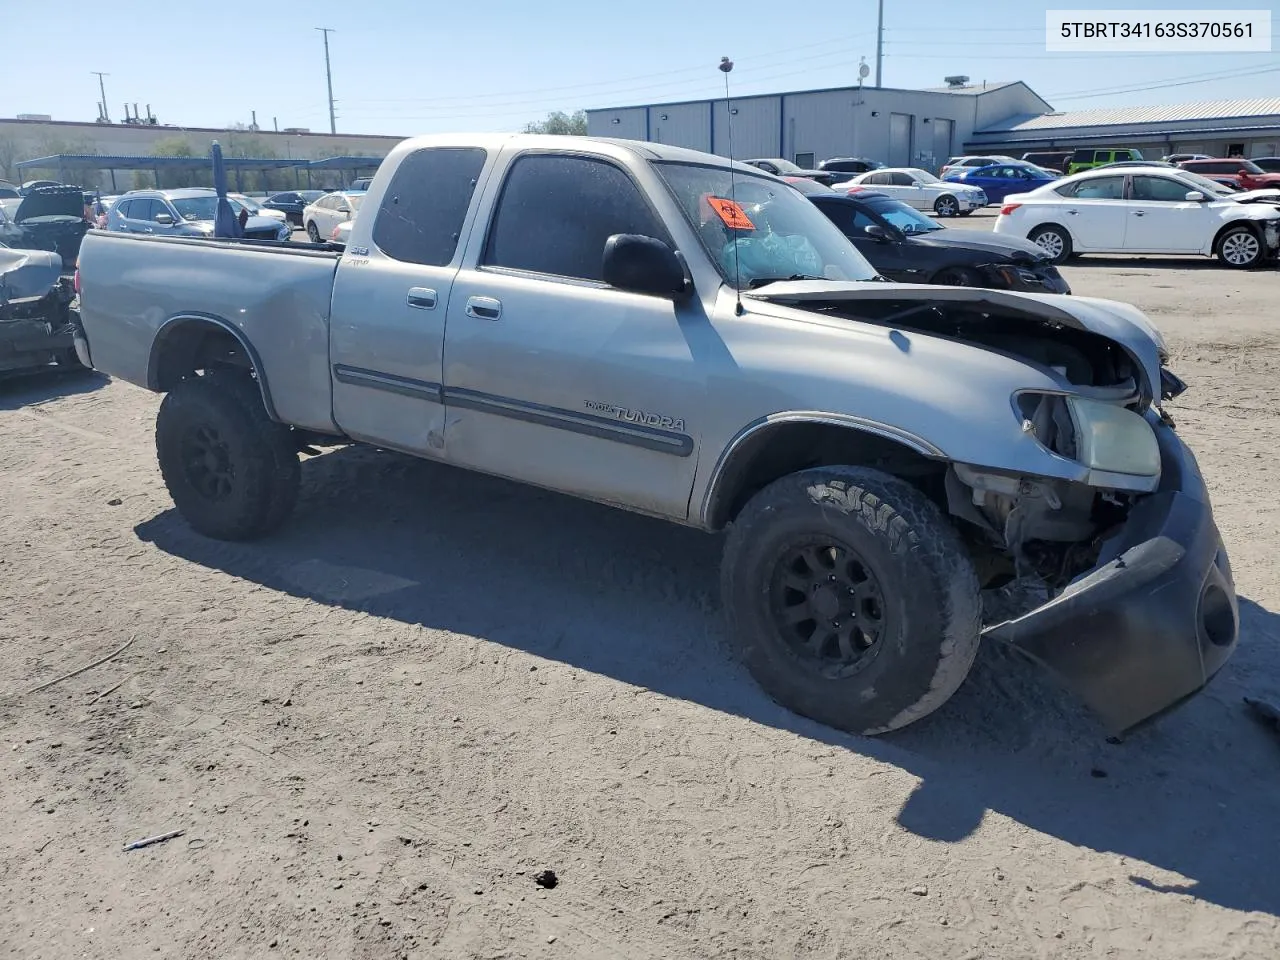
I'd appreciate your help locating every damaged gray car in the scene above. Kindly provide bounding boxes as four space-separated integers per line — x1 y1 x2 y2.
0 246 82 375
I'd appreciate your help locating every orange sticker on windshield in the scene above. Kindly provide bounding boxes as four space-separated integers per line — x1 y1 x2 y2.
706 197 755 230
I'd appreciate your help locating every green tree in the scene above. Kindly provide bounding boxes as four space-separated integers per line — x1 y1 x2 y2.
152 136 199 189
522 110 587 136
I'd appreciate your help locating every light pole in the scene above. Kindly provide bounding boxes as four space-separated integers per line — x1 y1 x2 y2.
875 0 884 89
316 28 337 135
92 71 110 123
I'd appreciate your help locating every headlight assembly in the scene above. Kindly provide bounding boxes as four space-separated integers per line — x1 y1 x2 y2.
1017 392 1160 477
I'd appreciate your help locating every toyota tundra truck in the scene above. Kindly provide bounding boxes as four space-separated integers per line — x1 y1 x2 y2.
72 134 1239 736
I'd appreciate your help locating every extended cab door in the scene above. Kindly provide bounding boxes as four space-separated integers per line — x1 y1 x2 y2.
328 146 491 454
440 150 703 520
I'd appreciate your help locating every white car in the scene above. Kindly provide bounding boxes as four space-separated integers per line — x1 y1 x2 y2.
994 166 1280 268
329 220 352 244
839 167 987 218
939 155 1017 178
230 193 288 224
303 191 365 243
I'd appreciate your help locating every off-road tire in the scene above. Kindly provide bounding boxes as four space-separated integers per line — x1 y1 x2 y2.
1215 224 1265 269
721 466 982 735
1028 224 1072 264
155 371 300 541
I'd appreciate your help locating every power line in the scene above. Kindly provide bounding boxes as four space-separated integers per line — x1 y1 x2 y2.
1047 63 1280 100
339 33 879 108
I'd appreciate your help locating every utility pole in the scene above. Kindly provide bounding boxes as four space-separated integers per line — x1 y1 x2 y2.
875 0 884 88
316 27 337 134
92 71 110 123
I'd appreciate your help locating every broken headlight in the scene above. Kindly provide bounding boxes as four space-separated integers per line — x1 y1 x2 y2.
1018 392 1160 477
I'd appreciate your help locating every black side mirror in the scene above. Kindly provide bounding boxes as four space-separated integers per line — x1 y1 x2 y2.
602 234 690 299
864 224 891 242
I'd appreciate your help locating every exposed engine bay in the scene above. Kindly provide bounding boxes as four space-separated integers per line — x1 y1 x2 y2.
793 294 1170 596
0 246 80 375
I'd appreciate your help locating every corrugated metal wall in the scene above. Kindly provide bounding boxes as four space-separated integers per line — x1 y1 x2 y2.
586 108 647 140
586 84 1049 172
712 96 782 160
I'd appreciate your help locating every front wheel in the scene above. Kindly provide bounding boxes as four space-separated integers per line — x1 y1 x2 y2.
933 195 959 218
720 467 982 735
306 221 321 243
1216 225 1264 269
155 372 300 541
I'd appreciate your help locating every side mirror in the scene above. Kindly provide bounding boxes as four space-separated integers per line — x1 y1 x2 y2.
864 224 891 242
1184 191 1206 202
909 181 923 188
154 212 174 224
602 234 690 299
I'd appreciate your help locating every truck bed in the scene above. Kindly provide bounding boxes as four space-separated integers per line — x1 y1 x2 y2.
77 230 342 433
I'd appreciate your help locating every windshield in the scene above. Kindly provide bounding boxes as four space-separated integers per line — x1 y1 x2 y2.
906 168 941 184
1239 160 1265 174
655 162 879 287
764 159 803 174
346 194 365 211
865 198 943 233
232 194 262 212
171 196 223 221
1178 170 1236 196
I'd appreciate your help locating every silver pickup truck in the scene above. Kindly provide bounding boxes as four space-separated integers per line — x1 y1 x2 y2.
73 134 1238 737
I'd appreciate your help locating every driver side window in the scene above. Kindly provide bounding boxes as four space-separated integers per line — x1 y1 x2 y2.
483 154 668 282
889 172 915 187
1132 176 1194 202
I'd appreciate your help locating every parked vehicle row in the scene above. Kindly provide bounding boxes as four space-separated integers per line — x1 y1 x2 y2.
303 191 365 243
105 189 292 242
994 165 1280 268
838 167 987 217
72 131 1239 741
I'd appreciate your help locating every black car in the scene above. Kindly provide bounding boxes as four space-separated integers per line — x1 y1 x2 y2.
817 157 884 180
743 158 840 187
1250 157 1280 172
1 186 89 268
808 191 1070 294
261 190 327 226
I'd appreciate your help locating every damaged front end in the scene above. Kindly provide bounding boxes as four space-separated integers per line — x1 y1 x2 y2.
750 283 1238 733
0 247 81 375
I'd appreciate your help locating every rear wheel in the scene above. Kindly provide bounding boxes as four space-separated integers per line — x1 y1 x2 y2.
720 466 982 734
1216 225 1264 269
933 195 960 218
155 372 300 541
306 221 321 243
1028 224 1072 264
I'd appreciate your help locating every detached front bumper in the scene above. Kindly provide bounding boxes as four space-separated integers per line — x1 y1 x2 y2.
984 416 1238 734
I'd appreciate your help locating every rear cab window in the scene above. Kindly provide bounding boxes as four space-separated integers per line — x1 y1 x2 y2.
372 147 488 266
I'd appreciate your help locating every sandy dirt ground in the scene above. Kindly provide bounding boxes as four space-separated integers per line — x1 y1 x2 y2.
1 251 1278 960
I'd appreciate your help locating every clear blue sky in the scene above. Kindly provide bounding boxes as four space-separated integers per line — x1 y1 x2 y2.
5 0 1278 134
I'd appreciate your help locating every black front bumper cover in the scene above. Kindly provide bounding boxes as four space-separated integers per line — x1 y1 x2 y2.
983 415 1238 734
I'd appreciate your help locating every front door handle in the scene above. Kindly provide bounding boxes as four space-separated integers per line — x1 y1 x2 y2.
465 296 502 321
407 287 437 310
1133 211 1146 217
1066 209 1079 215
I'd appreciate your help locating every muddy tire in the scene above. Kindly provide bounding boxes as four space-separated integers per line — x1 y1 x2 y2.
155 372 300 541
720 466 982 735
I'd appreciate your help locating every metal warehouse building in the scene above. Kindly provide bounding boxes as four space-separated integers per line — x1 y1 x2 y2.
586 80 1052 172
965 98 1280 161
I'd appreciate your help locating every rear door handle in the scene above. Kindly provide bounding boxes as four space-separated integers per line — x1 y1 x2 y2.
1133 211 1145 217
407 287 437 310
465 296 502 321
1066 209 1079 215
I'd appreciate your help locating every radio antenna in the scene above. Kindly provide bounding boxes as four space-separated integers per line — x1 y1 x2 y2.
719 56 744 315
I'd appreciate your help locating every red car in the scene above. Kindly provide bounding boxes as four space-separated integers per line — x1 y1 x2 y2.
1177 158 1280 190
